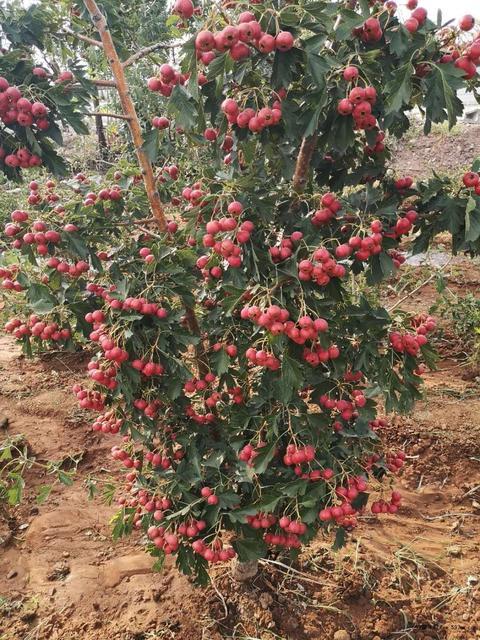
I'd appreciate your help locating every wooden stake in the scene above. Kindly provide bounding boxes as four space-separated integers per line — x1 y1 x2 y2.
83 0 167 230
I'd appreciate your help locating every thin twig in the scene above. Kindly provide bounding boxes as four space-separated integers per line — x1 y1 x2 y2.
62 29 102 47
122 41 184 68
259 558 334 586
387 256 453 313
87 111 132 120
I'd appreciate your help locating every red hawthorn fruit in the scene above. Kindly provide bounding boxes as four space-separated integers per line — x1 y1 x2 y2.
459 15 474 31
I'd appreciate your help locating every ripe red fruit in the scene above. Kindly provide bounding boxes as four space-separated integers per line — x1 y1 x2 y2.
455 56 477 80
258 34 276 54
406 0 418 8
343 66 359 82
195 30 215 52
275 31 294 52
463 171 479 187
411 7 427 25
173 0 194 19
338 99 353 116
204 128 218 141
152 116 170 129
147 77 162 92
404 17 419 33
459 15 474 31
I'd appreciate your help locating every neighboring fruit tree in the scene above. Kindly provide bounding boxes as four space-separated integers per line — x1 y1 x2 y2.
1 0 480 583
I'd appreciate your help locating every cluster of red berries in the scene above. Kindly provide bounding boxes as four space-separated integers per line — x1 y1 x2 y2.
283 444 315 466
0 76 49 131
269 231 303 262
245 347 281 371
212 341 238 359
108 293 169 318
390 249 407 269
371 490 402 515
394 176 414 191
181 181 208 206
200 486 219 505
335 220 384 262
353 16 383 43
87 359 118 390
92 411 123 434
411 313 436 335
199 216 252 270
83 186 123 207
111 445 141 470
147 527 179 554
311 192 342 226
184 372 216 394
319 476 368 527
246 512 277 530
238 441 265 465
392 210 417 238
145 450 173 470
85 318 130 364
389 330 428 357
73 384 105 411
4 316 71 342
133 398 162 419
25 180 60 206
365 130 386 155
131 359 165 377
337 85 378 131
177 518 207 538
240 304 329 344
385 451 406 473
298 248 347 286
302 343 340 368
191 539 237 563
0 265 23 292
463 171 480 194
159 164 179 183
46 257 89 277
195 12 294 62
403 4 428 33
369 417 388 431
263 531 302 549
147 63 189 98
185 403 216 424
0 146 42 170
319 392 366 418
221 97 282 132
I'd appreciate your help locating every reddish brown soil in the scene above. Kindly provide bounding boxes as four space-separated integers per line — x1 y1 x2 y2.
1 261 480 640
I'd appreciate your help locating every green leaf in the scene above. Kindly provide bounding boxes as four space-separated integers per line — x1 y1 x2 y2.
423 64 465 132
36 484 52 504
57 470 74 486
168 85 198 130
306 52 329 89
233 537 268 562
335 10 365 40
276 354 304 402
252 441 276 474
465 196 480 243
385 63 414 114
141 128 159 164
332 527 347 550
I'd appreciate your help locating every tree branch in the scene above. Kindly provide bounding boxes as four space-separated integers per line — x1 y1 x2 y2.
87 111 132 120
292 134 318 195
62 28 102 48
91 79 117 88
122 41 182 68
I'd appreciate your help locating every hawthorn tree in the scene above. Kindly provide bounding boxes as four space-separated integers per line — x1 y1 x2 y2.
2 0 480 584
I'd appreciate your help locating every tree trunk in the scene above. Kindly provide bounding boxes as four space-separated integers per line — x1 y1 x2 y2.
84 0 166 230
292 134 318 195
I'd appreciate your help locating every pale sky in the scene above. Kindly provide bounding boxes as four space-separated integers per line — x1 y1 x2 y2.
20 0 479 23
400 1 478 21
